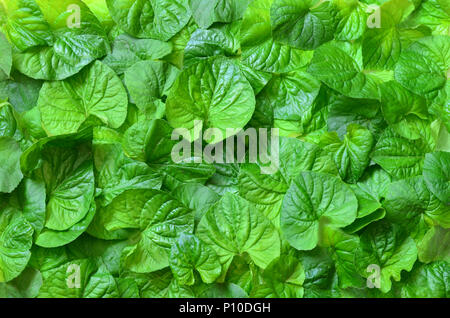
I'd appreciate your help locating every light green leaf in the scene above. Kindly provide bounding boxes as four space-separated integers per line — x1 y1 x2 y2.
278 137 338 183
106 0 191 40
36 145 95 231
125 61 178 110
240 0 313 73
308 41 382 99
3 0 109 80
270 0 339 50
350 166 391 218
122 119 177 163
103 34 172 74
423 151 450 204
0 213 33 282
17 178 46 238
238 163 288 228
250 255 305 298
1 71 43 113
372 128 434 178
379 80 428 125
384 176 450 239
280 171 358 251
116 190 194 273
35 204 96 248
0 136 23 193
188 0 248 28
408 0 450 35
358 220 417 293
320 226 364 289
0 31 12 78
197 192 280 271
400 261 449 297
394 35 450 102
166 57 255 143
335 0 366 40
38 61 128 136
327 96 385 138
0 267 42 298
93 127 162 207
259 71 321 126
362 0 415 70
417 226 450 263
172 183 220 224
319 124 374 183
169 233 221 285
184 22 240 67
38 259 119 298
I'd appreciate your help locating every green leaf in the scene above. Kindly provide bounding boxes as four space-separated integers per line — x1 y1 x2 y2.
238 163 288 228
17 178 46 238
0 213 33 282
125 61 178 110
197 193 280 272
256 71 321 127
250 255 305 298
383 176 450 239
358 220 417 293
408 0 450 35
308 41 382 99
103 34 172 74
0 136 23 193
335 0 366 41
122 119 177 163
350 166 391 218
106 0 191 40
417 226 450 263
155 160 216 190
0 31 12 78
379 80 428 125
278 137 338 183
93 127 162 207
280 171 357 251
319 124 374 183
184 22 240 67
171 183 220 224
3 0 109 80
400 261 449 297
169 233 221 285
394 35 450 101
298 247 335 298
188 0 248 28
38 259 119 298
423 151 450 204
327 96 385 138
163 19 197 68
38 61 128 136
81 0 114 29
35 204 96 248
197 282 248 298
0 103 19 138
372 128 434 178
362 0 415 70
115 190 194 273
320 226 364 289
1 71 43 113
123 268 197 297
35 145 95 231
166 57 255 143
0 267 42 298
240 0 313 73
270 0 339 50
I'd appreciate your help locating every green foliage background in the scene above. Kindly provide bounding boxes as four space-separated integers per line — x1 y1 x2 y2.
0 0 449 298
